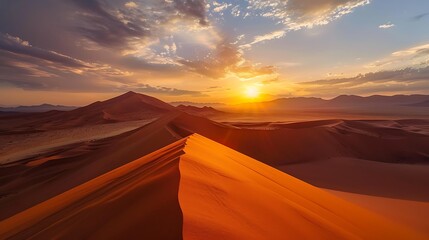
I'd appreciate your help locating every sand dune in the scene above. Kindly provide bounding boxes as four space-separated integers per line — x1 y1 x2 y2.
2 112 428 221
169 114 429 165
327 189 429 236
1 134 424 239
0 113 182 220
0 139 185 239
0 119 154 164
0 91 177 133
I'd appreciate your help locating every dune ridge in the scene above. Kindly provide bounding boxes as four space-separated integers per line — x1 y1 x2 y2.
1 112 428 222
0 134 426 239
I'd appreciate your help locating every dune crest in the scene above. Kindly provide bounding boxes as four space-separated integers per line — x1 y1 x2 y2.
0 134 424 239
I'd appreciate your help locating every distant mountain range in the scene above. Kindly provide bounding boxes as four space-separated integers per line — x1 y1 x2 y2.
0 104 77 113
176 105 226 117
232 94 429 111
170 101 226 108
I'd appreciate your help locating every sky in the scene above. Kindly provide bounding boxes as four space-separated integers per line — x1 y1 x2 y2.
0 0 429 105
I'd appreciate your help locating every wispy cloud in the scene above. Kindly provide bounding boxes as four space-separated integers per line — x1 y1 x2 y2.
242 0 370 47
248 30 287 46
247 0 370 29
366 43 429 69
298 67 429 96
0 33 91 69
379 23 395 29
412 12 429 21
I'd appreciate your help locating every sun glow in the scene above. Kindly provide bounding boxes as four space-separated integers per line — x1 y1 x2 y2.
244 86 260 99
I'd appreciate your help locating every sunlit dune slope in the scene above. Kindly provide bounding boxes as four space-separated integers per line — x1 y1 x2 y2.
180 135 425 240
0 134 424 240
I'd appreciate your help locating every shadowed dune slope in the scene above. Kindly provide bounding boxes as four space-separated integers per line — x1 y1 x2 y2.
0 139 186 240
166 114 429 201
169 114 429 165
0 113 183 220
0 134 425 240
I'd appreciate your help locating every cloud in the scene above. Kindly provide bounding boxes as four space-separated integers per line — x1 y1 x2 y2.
0 33 136 92
301 43 429 96
248 0 369 29
123 83 204 96
211 2 232 13
0 32 204 97
0 33 91 68
69 0 209 50
366 43 429 69
298 67 429 96
124 2 138 9
0 32 133 77
178 37 276 79
242 0 369 47
173 0 208 25
178 40 240 78
379 23 395 29
412 12 429 21
249 30 287 46
69 0 152 49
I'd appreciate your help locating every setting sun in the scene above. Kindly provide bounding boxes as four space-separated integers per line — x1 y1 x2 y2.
245 86 260 99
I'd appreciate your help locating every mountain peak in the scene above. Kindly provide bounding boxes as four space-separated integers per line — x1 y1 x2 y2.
123 90 138 95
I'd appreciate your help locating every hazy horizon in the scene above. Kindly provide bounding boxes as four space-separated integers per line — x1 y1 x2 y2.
1 91 429 107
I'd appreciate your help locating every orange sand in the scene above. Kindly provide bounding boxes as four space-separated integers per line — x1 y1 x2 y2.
0 134 425 239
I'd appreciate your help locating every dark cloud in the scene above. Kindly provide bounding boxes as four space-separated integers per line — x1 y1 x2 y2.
69 0 208 49
0 33 90 68
0 33 132 92
0 0 271 88
0 33 134 79
69 0 151 48
0 32 203 96
173 0 208 25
